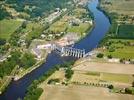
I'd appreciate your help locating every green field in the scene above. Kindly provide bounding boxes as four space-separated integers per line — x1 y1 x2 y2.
103 39 134 59
102 73 133 83
0 19 22 40
67 23 91 36
48 20 68 33
85 71 133 83
104 47 134 59
25 22 44 40
118 24 134 38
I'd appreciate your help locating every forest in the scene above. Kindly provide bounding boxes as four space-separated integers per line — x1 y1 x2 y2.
4 0 73 18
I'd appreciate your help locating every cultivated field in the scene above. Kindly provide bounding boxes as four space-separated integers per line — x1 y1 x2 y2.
71 70 133 85
73 61 134 75
101 0 134 15
102 39 134 59
118 25 134 38
39 85 134 100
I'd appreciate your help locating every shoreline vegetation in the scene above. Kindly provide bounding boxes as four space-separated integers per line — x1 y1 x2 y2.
23 61 75 100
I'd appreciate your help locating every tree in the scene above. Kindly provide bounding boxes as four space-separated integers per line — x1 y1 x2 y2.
108 85 114 89
107 55 112 59
125 88 132 94
120 58 125 63
132 81 134 87
0 50 21 78
0 38 6 45
65 68 74 79
19 53 36 69
96 53 104 58
21 21 27 29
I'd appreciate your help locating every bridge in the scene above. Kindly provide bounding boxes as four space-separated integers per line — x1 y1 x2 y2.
51 44 85 58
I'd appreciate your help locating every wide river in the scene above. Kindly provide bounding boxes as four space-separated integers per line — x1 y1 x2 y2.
0 0 110 100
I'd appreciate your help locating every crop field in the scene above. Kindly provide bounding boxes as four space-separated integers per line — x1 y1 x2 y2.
102 73 133 84
73 61 134 75
101 0 134 15
70 71 100 84
0 19 22 40
118 24 134 38
71 70 133 85
103 39 134 59
39 85 134 100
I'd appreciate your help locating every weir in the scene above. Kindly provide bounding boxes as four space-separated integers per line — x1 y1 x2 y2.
51 44 85 58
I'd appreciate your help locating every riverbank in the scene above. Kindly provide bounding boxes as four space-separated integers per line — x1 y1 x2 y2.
0 66 18 94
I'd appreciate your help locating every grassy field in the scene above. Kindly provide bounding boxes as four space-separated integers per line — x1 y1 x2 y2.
25 22 44 40
0 19 22 40
47 19 68 33
103 39 134 59
67 23 91 36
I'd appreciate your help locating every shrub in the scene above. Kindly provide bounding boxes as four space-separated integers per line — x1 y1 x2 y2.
65 68 74 79
125 88 132 94
107 55 112 59
96 53 104 58
0 38 6 45
132 81 134 87
47 78 60 84
108 85 114 89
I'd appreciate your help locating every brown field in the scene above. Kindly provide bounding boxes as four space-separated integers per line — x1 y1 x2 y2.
70 70 100 83
39 85 134 100
39 60 134 100
70 70 133 88
73 61 134 75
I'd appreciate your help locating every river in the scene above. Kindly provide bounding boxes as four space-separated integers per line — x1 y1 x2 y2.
0 0 110 100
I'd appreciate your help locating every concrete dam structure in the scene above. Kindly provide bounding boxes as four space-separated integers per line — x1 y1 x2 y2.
51 44 85 58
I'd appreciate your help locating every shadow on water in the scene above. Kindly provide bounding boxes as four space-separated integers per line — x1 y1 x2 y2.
0 0 110 99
